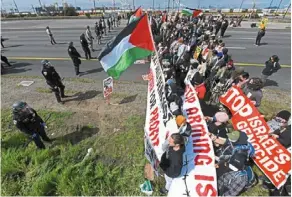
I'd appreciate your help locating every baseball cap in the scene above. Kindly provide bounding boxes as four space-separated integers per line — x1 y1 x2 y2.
227 130 240 142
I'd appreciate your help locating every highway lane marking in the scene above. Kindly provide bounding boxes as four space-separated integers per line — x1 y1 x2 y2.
227 47 246 49
7 57 291 68
227 31 291 35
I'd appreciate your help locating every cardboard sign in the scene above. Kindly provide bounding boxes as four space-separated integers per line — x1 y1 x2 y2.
144 52 178 160
220 86 291 189
169 82 217 197
18 81 34 87
103 77 113 98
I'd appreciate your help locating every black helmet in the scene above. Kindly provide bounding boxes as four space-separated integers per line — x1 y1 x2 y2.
12 101 27 113
41 59 49 66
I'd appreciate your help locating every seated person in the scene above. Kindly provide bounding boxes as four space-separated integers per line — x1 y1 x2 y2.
268 110 291 134
191 72 206 100
242 77 264 108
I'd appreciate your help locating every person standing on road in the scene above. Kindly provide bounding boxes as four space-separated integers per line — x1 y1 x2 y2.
1 36 5 48
215 19 222 36
261 55 281 84
219 18 229 38
107 18 111 33
254 22 266 46
80 33 92 60
68 41 82 76
1 55 12 67
85 26 94 52
102 19 107 36
95 22 102 44
41 60 66 104
12 101 52 149
46 26 57 45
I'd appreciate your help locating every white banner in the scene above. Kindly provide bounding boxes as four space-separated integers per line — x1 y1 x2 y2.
184 68 198 84
144 52 178 160
168 82 217 197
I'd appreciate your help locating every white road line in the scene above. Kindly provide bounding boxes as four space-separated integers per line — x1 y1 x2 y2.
225 38 255 40
227 47 246 49
227 31 291 35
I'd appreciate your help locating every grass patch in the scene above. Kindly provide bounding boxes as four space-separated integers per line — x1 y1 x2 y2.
35 87 79 95
1 109 148 196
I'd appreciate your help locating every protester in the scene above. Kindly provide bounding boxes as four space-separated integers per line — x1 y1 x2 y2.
159 133 185 195
191 72 206 100
268 110 291 133
242 77 264 107
46 26 57 45
261 55 281 84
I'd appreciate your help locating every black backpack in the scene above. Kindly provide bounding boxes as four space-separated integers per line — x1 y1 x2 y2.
228 149 248 171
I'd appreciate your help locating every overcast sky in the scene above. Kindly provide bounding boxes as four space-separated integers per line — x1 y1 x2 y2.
2 0 291 12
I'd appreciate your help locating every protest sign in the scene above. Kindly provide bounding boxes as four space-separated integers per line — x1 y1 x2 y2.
144 52 178 160
144 135 160 176
184 68 198 84
168 82 217 197
103 77 113 98
220 86 291 189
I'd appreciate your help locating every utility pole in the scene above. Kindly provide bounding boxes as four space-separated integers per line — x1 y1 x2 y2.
132 0 135 10
268 0 274 13
167 0 170 12
198 0 200 9
283 3 291 18
172 0 174 11
152 0 154 11
178 0 180 11
239 0 244 10
275 0 283 14
13 0 19 13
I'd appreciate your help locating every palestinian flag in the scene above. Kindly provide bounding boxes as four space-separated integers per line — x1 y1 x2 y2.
192 9 203 17
98 14 155 79
128 7 143 24
181 8 193 16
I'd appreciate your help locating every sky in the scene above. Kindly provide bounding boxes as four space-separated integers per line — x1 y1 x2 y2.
1 0 291 12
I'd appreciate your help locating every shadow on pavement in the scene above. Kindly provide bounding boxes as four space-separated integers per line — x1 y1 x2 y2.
2 68 32 75
259 43 268 46
64 90 102 103
119 94 138 104
82 68 104 76
11 62 33 68
223 35 232 38
7 44 24 48
264 79 278 87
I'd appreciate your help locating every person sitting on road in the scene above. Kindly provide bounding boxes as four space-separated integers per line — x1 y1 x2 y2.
191 72 206 100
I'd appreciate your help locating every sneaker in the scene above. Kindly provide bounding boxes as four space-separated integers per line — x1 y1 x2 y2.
160 188 168 195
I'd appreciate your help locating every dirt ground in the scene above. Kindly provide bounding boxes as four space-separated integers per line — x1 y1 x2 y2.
1 76 148 136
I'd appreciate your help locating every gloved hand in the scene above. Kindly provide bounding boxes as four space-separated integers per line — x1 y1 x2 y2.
41 122 47 128
32 133 38 138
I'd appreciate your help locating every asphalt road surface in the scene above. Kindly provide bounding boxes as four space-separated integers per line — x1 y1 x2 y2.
1 20 291 90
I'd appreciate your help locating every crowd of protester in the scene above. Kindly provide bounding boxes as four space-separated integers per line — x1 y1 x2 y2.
148 12 291 196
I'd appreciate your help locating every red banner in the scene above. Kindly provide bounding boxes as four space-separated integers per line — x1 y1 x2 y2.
220 86 291 189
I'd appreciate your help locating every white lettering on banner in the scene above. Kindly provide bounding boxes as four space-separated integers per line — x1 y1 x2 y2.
168 82 217 197
220 86 291 189
144 52 178 162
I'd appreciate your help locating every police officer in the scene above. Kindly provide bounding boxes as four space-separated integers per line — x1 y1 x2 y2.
41 60 66 104
107 18 111 32
68 41 82 76
80 33 92 60
95 22 102 44
12 101 52 149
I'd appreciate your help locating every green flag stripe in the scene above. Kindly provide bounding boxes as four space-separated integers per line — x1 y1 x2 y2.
107 47 153 79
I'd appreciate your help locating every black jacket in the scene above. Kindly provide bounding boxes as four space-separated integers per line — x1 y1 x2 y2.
13 109 44 135
159 146 185 178
262 60 281 76
68 46 81 59
80 34 89 47
41 66 61 86
274 125 291 148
